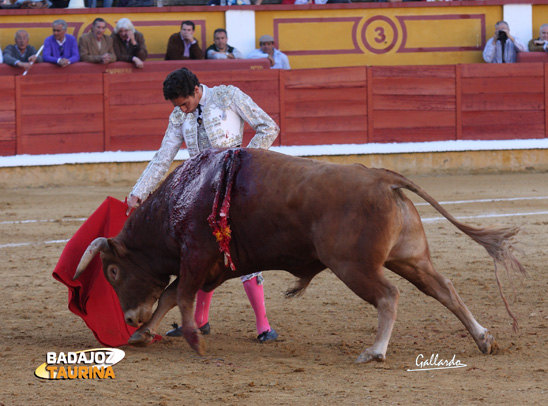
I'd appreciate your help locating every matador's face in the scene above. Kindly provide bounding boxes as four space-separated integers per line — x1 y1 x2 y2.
170 85 202 114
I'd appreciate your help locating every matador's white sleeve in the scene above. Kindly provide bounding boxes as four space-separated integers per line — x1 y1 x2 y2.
231 87 279 149
130 110 185 201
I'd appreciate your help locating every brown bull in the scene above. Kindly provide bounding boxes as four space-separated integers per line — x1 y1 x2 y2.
74 148 524 363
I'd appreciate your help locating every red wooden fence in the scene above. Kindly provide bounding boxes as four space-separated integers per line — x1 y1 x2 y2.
460 63 546 140
369 65 457 143
0 61 547 156
0 76 15 155
282 67 368 146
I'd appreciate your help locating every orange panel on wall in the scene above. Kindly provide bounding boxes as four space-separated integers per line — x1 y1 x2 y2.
369 65 457 143
0 76 15 110
18 74 103 96
282 67 368 146
17 73 104 154
461 77 544 94
460 63 545 140
18 133 104 155
0 76 16 156
461 63 544 78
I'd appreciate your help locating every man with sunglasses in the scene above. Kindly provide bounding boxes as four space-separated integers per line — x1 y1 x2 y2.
43 19 79 67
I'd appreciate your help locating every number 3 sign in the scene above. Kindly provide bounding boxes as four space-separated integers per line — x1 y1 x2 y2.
362 16 399 54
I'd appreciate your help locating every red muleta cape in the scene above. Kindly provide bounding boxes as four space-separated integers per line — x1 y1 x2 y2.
52 196 161 347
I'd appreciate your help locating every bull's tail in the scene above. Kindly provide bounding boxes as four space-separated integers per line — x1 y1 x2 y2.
386 169 526 331
285 275 314 299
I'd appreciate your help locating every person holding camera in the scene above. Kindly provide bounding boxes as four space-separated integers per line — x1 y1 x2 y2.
528 24 548 52
483 21 527 63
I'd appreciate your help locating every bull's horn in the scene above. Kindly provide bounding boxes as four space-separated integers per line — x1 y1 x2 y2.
73 237 109 280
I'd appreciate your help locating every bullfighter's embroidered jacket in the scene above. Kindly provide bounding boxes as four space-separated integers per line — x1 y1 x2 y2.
131 84 279 200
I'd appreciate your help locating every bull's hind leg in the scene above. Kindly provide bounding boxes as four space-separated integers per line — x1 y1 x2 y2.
385 257 495 355
333 265 400 363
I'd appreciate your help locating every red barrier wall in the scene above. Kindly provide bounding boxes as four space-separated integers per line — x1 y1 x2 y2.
0 76 16 155
460 63 546 140
0 61 547 156
369 65 457 143
282 67 368 146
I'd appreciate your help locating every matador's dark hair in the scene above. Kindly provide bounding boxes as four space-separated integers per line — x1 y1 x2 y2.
163 68 200 101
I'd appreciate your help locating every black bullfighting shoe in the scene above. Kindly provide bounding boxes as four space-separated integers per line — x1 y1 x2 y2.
199 322 211 335
166 322 210 337
257 329 278 343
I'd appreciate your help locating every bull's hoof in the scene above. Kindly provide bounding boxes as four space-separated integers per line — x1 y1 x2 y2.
356 350 386 364
128 328 155 346
477 330 497 354
183 328 206 356
257 329 278 343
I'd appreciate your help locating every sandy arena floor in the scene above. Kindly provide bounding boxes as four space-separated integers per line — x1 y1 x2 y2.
1 170 547 405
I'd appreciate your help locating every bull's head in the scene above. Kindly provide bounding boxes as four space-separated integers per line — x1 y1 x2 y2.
74 237 169 328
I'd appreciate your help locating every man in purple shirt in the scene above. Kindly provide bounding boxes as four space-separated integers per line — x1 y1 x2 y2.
164 20 203 61
43 19 79 67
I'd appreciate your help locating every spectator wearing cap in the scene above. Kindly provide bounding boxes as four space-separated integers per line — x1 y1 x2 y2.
247 34 290 69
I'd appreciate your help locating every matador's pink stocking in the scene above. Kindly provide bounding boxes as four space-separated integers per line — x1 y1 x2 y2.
243 277 271 335
194 289 214 328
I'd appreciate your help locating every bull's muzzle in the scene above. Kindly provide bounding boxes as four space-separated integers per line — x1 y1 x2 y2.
124 307 152 328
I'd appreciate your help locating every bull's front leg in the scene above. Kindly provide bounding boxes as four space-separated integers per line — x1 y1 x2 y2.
176 276 205 356
128 280 178 345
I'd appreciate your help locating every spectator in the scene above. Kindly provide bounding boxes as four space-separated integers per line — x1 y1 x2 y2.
87 0 112 7
117 0 154 5
14 0 51 8
483 21 527 64
43 19 80 67
205 28 244 60
0 45 2 64
50 0 68 7
528 24 548 52
208 0 261 4
165 21 204 60
111 18 148 69
0 0 19 8
247 34 290 69
79 18 116 64
3 30 43 72
284 0 349 3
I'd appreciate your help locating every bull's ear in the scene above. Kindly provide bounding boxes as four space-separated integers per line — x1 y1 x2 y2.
108 239 128 258
73 237 110 280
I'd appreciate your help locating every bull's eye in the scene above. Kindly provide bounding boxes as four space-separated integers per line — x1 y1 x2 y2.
108 265 118 282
